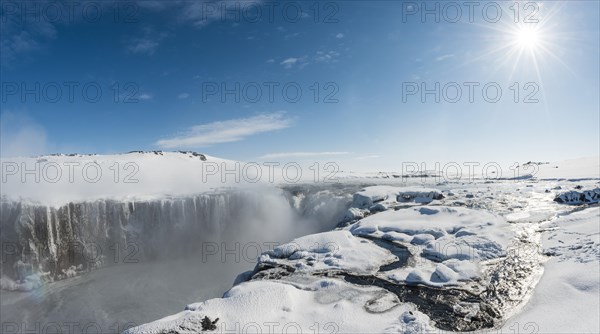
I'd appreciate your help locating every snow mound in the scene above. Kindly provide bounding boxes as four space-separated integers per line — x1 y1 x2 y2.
259 230 396 275
347 206 512 287
340 186 445 225
124 278 436 334
259 205 512 289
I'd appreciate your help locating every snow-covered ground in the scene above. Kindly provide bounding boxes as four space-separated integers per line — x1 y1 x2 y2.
1 151 260 206
503 207 600 333
121 159 599 333
335 156 600 182
2 152 598 206
1 153 599 333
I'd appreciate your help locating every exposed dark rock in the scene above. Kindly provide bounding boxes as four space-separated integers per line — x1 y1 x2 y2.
201 316 219 331
554 189 600 205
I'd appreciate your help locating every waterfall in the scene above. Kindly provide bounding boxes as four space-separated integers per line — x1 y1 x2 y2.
0 186 352 290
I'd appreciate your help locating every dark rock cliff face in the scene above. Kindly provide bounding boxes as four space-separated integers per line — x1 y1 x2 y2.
0 188 351 288
2 200 110 280
0 194 231 283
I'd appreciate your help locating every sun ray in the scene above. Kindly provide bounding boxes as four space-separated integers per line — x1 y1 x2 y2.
464 1 577 89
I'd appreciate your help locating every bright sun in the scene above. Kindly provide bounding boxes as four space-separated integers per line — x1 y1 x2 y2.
515 26 541 50
472 2 570 99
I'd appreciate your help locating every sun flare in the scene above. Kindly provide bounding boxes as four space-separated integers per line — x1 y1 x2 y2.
516 26 541 49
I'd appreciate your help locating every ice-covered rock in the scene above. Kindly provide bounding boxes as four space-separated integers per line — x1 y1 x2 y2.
127 202 536 333
352 186 443 209
553 188 600 205
258 230 395 275
342 207 369 222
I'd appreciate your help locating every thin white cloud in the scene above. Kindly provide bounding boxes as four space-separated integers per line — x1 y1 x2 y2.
128 38 160 55
127 30 168 55
280 57 299 69
315 50 340 63
279 51 342 69
435 54 454 61
1 16 56 66
280 56 309 69
178 93 190 99
284 32 300 40
156 112 293 149
259 152 350 159
335 33 344 39
139 93 153 100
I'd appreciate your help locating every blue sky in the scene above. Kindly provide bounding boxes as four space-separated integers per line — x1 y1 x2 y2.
1 0 599 170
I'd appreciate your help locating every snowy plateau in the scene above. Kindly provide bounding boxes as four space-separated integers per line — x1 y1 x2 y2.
1 152 599 334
